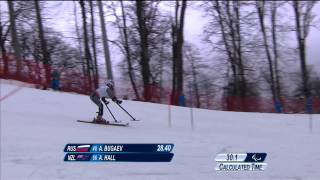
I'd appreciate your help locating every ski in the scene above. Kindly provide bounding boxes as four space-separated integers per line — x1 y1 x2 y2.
77 120 129 126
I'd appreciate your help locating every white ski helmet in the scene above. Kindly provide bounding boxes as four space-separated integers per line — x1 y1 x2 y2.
105 79 114 88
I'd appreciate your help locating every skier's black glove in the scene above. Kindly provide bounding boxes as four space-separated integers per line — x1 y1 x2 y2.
101 97 109 104
112 97 122 104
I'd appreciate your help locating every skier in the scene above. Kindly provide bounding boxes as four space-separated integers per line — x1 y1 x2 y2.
90 79 122 123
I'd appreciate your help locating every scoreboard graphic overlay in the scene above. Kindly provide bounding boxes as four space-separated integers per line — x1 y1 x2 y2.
215 153 268 171
64 144 174 162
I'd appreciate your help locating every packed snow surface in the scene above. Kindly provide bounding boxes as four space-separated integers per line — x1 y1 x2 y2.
1 80 320 180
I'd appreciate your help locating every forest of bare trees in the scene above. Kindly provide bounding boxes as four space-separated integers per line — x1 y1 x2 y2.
0 1 319 113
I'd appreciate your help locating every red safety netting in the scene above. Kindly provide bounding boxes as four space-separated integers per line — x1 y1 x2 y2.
1 53 319 113
0 53 92 95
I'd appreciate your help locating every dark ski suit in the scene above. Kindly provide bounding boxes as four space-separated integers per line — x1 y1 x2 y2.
90 86 115 116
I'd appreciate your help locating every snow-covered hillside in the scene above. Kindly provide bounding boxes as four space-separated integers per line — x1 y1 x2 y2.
1 80 320 180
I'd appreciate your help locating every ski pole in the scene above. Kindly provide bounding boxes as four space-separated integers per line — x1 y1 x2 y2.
116 103 137 121
103 101 118 122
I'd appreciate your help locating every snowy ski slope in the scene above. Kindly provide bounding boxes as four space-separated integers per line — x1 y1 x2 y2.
1 80 320 180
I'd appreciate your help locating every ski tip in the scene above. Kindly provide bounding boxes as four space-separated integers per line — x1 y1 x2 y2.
107 121 130 126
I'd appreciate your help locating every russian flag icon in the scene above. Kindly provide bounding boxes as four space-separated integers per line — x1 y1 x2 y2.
76 145 90 152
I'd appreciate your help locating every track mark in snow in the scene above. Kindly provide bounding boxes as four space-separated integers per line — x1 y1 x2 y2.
0 85 23 101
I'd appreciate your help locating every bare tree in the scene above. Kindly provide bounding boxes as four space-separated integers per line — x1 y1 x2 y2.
108 1 170 101
97 0 113 81
292 1 317 100
73 1 86 79
121 1 139 99
171 0 187 105
0 4 10 76
135 0 152 101
184 43 204 108
256 0 277 106
232 0 247 98
271 1 282 101
34 0 51 85
79 0 94 90
89 1 99 88
107 1 141 99
7 0 22 76
203 0 251 110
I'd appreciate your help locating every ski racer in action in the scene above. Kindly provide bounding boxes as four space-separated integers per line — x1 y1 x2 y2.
90 79 122 123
